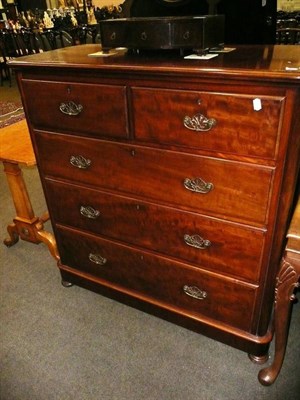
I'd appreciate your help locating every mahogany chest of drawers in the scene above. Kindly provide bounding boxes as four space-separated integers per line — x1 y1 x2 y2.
11 44 300 366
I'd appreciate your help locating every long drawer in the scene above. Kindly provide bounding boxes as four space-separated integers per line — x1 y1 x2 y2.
35 131 274 226
56 225 257 332
21 79 129 139
46 179 265 282
131 87 284 159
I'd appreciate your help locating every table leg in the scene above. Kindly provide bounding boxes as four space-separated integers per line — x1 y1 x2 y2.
258 257 300 385
2 161 60 261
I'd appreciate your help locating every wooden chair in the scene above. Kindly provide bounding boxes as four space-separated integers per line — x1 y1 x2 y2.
0 28 43 86
17 28 42 55
69 25 99 46
38 29 72 51
0 41 11 86
276 27 300 44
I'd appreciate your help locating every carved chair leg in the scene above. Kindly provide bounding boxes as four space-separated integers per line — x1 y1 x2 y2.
258 258 300 386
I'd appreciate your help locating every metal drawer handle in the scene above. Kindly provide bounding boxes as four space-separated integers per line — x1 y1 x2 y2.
184 177 214 194
183 285 208 300
183 113 216 132
184 234 211 249
80 205 100 219
70 155 91 169
59 101 83 116
89 253 107 266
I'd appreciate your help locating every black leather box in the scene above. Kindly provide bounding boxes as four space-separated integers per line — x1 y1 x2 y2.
99 15 225 54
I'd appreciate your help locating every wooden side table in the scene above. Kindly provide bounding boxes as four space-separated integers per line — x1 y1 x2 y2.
0 119 59 261
258 195 300 385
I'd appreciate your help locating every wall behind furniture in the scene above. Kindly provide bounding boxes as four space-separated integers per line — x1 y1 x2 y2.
94 1 300 12
93 0 123 7
278 0 300 10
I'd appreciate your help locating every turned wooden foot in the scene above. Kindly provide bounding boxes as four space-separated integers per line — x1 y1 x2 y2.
248 353 269 365
61 280 73 288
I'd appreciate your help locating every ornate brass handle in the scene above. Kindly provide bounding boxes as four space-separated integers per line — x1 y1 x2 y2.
89 253 107 265
70 155 91 169
59 101 83 116
184 234 211 249
183 113 216 132
183 285 208 300
80 206 100 219
183 177 214 194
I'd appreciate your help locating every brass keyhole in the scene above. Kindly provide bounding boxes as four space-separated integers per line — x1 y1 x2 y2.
183 31 190 40
141 32 147 41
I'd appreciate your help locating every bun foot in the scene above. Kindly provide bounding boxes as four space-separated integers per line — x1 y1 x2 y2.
248 353 269 365
61 280 73 288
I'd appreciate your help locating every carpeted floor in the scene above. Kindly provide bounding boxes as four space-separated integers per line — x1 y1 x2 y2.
0 74 24 128
0 101 24 128
0 76 299 400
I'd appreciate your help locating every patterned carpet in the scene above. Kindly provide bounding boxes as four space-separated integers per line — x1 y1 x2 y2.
0 100 25 128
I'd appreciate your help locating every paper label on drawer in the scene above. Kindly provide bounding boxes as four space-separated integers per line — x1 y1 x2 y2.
184 53 219 60
88 48 127 57
253 98 262 111
209 47 236 53
88 51 118 57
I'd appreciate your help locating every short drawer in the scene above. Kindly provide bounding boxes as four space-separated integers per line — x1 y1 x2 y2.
132 87 284 159
21 79 128 139
36 132 273 226
47 179 265 282
56 226 257 331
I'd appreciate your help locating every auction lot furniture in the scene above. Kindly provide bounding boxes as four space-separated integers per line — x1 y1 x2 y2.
0 119 59 260
10 44 300 384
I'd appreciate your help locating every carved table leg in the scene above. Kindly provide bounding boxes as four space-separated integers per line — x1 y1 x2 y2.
2 161 59 261
258 258 300 386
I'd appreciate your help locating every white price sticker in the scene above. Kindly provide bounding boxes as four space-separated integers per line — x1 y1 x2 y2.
253 98 262 111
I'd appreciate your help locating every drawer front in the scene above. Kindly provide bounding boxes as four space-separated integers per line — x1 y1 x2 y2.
57 226 257 331
47 179 265 282
132 88 284 159
22 79 128 139
36 132 273 226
